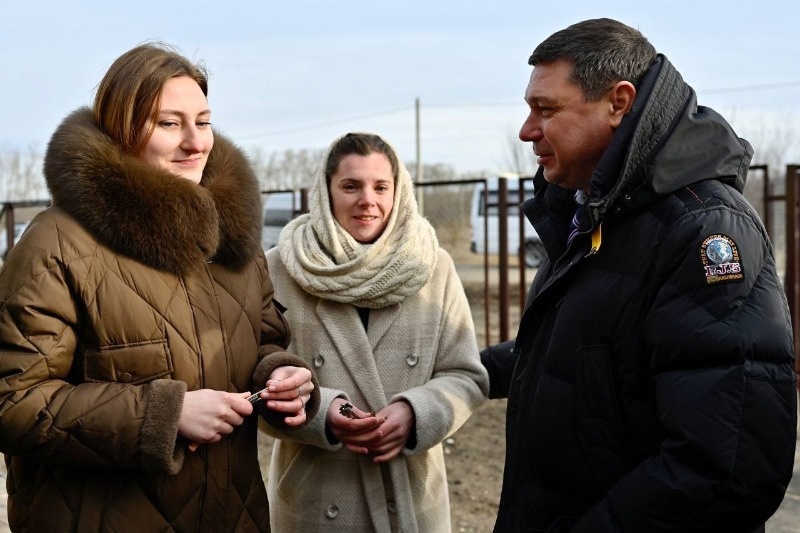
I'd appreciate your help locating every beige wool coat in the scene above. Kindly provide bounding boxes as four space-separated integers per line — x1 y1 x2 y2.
0 108 319 532
264 247 489 532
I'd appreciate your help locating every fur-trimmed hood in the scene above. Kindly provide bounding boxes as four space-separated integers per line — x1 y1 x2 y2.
43 107 262 275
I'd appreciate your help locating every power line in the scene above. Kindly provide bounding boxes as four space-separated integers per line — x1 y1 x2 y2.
239 80 800 140
238 105 411 140
426 101 520 108
424 81 800 105
700 80 800 95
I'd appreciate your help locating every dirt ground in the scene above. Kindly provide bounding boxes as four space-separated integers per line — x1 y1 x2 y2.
442 269 513 531
436 399 508 532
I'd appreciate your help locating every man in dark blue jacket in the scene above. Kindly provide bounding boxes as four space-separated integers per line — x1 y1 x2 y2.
482 18 797 532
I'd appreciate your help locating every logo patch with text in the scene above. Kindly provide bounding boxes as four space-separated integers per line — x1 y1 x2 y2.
700 234 744 285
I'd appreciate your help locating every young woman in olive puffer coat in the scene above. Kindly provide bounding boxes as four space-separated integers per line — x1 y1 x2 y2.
0 43 319 532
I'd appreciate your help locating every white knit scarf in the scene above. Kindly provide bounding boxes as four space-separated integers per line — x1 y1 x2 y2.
278 135 438 309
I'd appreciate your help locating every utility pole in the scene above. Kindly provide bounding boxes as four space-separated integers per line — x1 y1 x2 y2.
415 97 424 214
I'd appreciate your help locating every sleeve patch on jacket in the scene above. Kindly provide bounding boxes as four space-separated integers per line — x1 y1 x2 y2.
701 234 744 284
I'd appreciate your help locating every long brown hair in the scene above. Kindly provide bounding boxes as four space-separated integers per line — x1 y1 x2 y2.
93 42 208 155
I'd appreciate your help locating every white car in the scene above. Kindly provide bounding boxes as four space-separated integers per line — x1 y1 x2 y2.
470 174 545 268
261 192 302 250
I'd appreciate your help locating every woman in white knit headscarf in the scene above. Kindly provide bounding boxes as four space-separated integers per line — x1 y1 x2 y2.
264 132 489 532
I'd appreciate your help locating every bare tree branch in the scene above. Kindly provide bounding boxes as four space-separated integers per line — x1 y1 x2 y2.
503 127 536 176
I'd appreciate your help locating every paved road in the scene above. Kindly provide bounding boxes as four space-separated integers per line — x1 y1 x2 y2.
1 438 799 532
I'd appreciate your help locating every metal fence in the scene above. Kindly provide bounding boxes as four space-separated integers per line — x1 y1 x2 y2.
3 166 799 384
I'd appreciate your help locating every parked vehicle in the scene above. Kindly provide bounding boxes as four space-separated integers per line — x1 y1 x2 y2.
470 173 545 268
261 191 302 250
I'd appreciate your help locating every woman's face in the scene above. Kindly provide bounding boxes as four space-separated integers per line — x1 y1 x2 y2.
139 76 213 184
330 152 395 243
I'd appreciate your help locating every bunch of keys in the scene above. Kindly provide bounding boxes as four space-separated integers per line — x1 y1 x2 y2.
339 402 376 419
246 386 270 404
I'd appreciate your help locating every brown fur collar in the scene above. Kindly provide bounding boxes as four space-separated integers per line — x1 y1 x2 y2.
44 108 262 275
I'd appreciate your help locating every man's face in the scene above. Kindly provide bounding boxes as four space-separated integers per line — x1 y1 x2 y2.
519 60 618 192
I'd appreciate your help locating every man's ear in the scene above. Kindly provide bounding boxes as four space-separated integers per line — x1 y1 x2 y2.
608 81 636 127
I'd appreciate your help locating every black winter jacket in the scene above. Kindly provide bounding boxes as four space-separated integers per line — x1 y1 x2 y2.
482 55 797 532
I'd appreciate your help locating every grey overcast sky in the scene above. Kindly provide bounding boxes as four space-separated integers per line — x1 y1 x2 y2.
1 0 799 175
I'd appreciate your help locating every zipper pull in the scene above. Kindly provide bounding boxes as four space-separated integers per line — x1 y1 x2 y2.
587 223 602 256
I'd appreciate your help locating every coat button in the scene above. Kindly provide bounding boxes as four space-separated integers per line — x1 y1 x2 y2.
119 372 133 383
325 504 339 519
313 354 325 368
387 500 397 514
405 354 419 367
